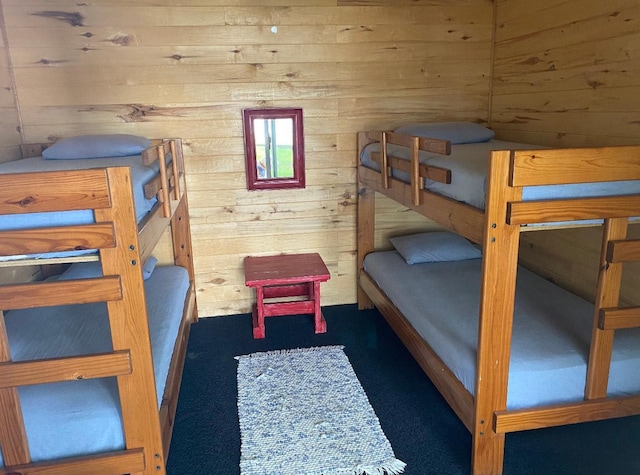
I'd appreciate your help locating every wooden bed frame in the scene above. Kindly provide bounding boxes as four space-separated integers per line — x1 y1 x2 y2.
0 138 197 475
356 130 640 474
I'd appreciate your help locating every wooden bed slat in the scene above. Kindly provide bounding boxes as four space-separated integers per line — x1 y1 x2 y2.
0 223 115 257
370 152 451 183
510 146 640 186
607 238 640 262
144 175 164 200
359 166 485 244
0 170 110 215
387 131 451 155
418 136 451 155
0 276 122 311
494 395 640 434
0 351 132 389
599 306 640 330
0 448 145 475
508 195 640 225
141 140 171 166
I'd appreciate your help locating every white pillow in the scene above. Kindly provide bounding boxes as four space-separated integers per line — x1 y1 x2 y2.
394 122 495 144
43 134 151 159
390 231 481 265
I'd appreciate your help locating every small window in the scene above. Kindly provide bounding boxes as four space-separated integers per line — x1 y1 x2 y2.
242 108 305 191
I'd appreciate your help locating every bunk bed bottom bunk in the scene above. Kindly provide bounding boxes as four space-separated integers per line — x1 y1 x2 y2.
0 262 191 466
363 250 640 410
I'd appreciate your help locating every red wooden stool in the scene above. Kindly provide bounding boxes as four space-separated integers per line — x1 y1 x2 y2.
244 253 331 339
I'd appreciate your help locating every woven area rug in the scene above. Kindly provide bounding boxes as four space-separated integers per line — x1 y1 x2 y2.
235 345 406 475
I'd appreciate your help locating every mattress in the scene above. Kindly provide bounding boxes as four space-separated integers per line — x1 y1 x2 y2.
360 140 640 212
363 250 640 410
0 262 190 466
0 154 163 261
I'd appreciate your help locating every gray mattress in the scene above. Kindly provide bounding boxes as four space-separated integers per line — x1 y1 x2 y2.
0 262 190 466
363 250 640 410
360 140 640 212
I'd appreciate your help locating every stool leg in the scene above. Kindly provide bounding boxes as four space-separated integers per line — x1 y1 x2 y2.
253 286 266 339
313 280 326 334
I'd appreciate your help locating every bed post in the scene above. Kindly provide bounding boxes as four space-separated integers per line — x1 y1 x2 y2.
96 167 166 475
171 191 198 321
357 183 375 309
472 150 522 474
357 132 376 309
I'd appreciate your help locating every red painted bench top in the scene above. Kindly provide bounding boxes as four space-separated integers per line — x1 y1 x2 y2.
244 253 331 339
244 253 330 286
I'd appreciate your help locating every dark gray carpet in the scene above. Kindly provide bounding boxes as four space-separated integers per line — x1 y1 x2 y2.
167 305 640 474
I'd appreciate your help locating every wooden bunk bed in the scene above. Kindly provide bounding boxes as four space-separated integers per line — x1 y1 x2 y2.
356 126 640 474
0 136 197 475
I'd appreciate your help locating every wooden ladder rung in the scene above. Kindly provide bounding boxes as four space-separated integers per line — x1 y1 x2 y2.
2 448 146 475
607 239 640 263
0 223 116 258
0 277 122 311
599 306 640 330
0 351 132 389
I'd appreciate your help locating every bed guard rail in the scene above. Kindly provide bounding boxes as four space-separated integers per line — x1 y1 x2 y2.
362 131 451 206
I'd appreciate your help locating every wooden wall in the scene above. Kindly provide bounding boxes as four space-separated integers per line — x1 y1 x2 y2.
0 3 20 163
0 0 494 316
492 0 640 305
0 4 40 285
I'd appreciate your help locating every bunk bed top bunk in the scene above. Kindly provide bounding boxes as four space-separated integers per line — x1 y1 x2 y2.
356 122 640 474
0 133 185 264
0 134 197 475
358 122 640 242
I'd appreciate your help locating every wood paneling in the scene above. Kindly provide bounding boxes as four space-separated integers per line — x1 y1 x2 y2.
0 3 21 163
0 2 29 285
1 0 493 316
492 0 640 306
492 0 640 146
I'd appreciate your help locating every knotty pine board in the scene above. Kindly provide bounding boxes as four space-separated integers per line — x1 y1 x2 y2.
492 0 639 145
0 5 20 164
